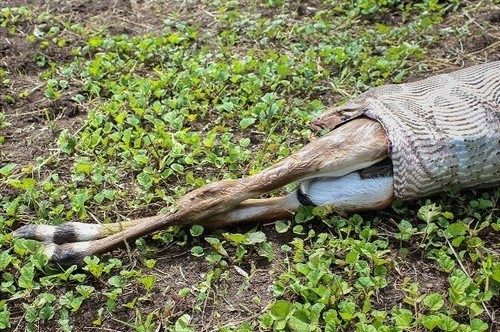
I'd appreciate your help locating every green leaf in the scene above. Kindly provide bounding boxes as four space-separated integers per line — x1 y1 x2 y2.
292 225 304 235
257 242 275 262
203 131 216 148
0 250 12 270
107 276 124 287
420 314 441 330
491 263 500 283
470 318 488 331
239 117 256 128
429 251 455 272
18 263 35 289
288 315 310 332
190 246 204 257
76 285 95 299
6 177 36 190
83 256 104 278
338 300 356 321
133 154 149 165
422 293 444 311
245 231 266 245
239 137 250 147
270 300 293 320
437 313 459 331
58 308 71 331
394 308 413 328
275 220 290 233
449 270 471 295
171 163 185 173
259 313 274 329
417 203 441 223
178 288 191 298
167 33 183 44
442 211 454 219
39 305 55 320
0 163 16 176
190 225 204 237
143 259 156 269
0 301 10 330
445 222 468 237
139 275 157 292
323 309 341 329
223 233 246 245
345 249 359 265
174 313 194 332
310 302 325 328
88 36 103 48
204 237 220 245
137 172 152 189
59 291 84 312
469 302 483 316
25 306 37 323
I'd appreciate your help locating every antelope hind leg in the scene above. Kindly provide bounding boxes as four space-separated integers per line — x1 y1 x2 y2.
15 156 395 243
14 118 389 265
13 195 299 244
13 161 394 244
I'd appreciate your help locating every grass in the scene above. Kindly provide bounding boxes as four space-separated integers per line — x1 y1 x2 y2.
0 0 498 331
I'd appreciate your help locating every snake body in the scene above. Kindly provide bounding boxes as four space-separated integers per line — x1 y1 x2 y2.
312 62 500 199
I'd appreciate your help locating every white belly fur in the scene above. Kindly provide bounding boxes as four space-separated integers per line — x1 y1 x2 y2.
299 172 394 210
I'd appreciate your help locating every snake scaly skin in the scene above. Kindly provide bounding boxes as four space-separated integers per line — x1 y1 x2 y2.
313 62 500 199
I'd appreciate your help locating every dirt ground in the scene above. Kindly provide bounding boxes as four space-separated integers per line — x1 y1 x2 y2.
1 0 499 331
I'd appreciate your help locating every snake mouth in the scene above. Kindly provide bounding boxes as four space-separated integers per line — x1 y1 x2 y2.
297 158 394 209
358 158 393 179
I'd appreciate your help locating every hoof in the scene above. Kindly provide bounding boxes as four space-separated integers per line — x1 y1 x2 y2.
13 224 56 242
12 225 37 239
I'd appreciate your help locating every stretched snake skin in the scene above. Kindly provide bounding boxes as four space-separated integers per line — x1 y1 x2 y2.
313 62 500 199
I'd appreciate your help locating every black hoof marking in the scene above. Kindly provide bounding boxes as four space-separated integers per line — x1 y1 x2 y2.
53 223 79 244
51 246 85 266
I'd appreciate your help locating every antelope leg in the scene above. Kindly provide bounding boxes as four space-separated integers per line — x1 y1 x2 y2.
13 195 299 243
14 161 395 244
16 118 388 265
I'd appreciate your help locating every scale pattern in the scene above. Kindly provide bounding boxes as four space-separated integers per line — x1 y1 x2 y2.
317 62 500 199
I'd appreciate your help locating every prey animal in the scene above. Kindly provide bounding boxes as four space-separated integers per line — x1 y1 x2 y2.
13 62 500 265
